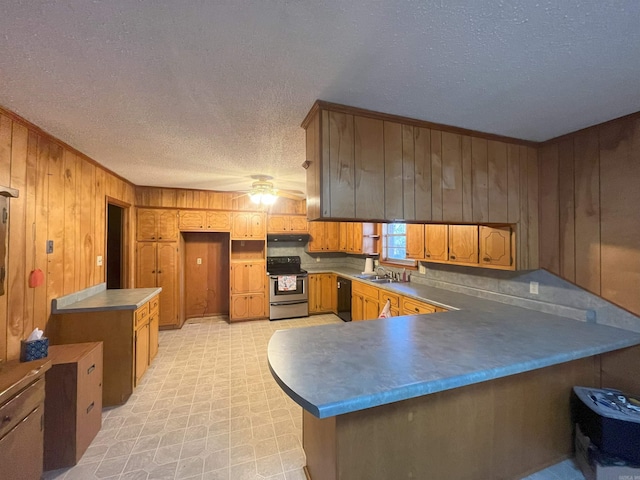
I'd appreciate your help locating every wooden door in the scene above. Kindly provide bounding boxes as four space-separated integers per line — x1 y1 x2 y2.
480 226 514 268
137 209 158 241
319 274 335 312
231 212 250 238
339 223 349 252
267 215 288 233
136 242 157 287
355 116 384 219
324 222 340 251
148 310 159 363
135 322 149 385
406 224 425 259
157 243 178 327
248 213 266 238
364 296 380 320
425 224 449 262
449 225 479 265
352 223 363 254
307 222 324 252
308 274 319 313
206 211 231 231
247 294 265 318
288 216 308 233
352 292 364 321
231 262 265 293
157 210 178 241
179 210 206 230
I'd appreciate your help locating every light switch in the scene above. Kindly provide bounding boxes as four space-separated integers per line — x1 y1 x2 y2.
96 255 103 266
196 258 202 265
418 264 426 275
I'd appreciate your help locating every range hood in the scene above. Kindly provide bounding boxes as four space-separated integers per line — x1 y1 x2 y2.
267 233 310 243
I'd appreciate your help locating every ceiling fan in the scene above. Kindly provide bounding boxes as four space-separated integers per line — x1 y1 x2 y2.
237 175 304 205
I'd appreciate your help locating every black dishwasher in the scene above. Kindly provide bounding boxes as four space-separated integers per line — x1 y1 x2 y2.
337 276 352 322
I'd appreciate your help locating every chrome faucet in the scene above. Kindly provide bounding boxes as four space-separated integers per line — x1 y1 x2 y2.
375 266 387 278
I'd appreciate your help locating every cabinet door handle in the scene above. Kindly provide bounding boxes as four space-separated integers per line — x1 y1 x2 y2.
158 270 162 274
450 255 456 260
158 236 162 240
152 270 156 274
87 364 95 375
151 236 155 240
483 257 490 262
87 402 94 414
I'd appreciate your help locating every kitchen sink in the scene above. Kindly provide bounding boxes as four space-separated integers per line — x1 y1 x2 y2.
369 278 395 284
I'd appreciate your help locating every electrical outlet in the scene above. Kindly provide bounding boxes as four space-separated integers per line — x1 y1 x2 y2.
529 281 539 295
46 240 54 254
316 257 320 262
96 255 103 266
418 264 426 274
196 258 202 265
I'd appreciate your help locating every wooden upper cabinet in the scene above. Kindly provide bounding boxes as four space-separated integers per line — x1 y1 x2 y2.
232 212 266 239
448 225 479 265
354 116 385 220
480 225 514 269
137 208 178 241
230 262 265 294
267 215 308 234
302 102 531 226
308 221 340 252
425 224 449 262
406 224 425 259
207 211 231 231
179 210 231 231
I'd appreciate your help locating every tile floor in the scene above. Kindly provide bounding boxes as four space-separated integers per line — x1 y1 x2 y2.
43 314 585 480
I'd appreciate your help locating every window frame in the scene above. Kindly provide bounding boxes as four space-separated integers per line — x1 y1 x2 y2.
380 223 417 269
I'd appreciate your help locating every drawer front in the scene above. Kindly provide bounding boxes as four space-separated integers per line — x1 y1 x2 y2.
148 296 160 316
402 298 437 315
380 291 400 308
135 303 149 327
76 345 103 458
0 377 44 440
352 281 379 301
0 405 44 480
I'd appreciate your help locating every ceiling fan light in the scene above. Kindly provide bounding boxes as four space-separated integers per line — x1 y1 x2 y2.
249 192 262 204
261 192 277 205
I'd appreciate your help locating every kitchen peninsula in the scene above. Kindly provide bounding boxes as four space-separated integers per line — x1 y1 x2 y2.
268 278 640 480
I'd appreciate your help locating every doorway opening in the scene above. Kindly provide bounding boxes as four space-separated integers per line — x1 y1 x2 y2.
106 202 127 289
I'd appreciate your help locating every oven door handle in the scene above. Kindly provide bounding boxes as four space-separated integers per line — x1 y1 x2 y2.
271 300 309 307
269 274 308 279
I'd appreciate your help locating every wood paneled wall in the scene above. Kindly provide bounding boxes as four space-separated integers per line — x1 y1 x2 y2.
135 186 306 215
0 108 136 362
539 113 640 315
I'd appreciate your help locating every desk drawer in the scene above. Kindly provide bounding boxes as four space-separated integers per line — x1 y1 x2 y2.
148 296 159 316
135 304 149 327
0 377 44 440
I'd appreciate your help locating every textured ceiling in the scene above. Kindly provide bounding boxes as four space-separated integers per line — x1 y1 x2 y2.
1 1 639 194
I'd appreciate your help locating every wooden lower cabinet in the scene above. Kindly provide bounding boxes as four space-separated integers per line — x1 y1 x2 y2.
230 294 266 320
352 281 379 321
0 359 50 480
44 342 103 470
309 273 336 314
401 297 437 315
51 293 160 407
380 291 400 317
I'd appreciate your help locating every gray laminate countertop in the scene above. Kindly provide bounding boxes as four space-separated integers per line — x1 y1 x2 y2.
52 287 162 314
269 268 640 419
